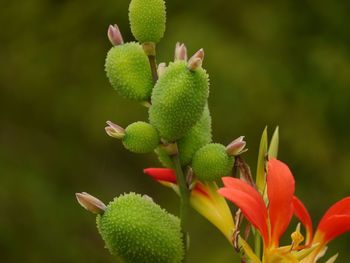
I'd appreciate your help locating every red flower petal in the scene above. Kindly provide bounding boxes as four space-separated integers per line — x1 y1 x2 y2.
267 159 295 247
143 168 177 183
316 196 350 244
292 196 313 244
316 215 350 244
319 196 350 223
222 177 263 205
219 177 269 244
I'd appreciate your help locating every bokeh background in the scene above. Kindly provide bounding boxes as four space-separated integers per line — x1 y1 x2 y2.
1 0 350 262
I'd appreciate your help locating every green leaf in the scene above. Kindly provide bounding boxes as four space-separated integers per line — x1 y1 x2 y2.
268 126 279 159
256 127 268 194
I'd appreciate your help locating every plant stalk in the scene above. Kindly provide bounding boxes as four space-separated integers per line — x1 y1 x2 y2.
171 152 190 262
254 231 261 260
142 42 158 84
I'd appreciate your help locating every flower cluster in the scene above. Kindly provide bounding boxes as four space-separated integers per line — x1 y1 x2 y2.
75 0 350 262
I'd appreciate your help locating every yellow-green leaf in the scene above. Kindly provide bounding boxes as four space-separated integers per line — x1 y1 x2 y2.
256 127 268 194
268 126 279 159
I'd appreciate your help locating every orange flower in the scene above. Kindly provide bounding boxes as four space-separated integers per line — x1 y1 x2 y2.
219 159 350 262
293 195 350 262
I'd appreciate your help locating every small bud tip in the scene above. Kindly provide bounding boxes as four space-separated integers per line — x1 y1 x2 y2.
226 136 247 156
76 192 107 214
187 57 203 71
107 24 124 46
105 120 125 139
175 42 188 61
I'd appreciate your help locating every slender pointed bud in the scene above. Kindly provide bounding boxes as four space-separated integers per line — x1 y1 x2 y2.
226 136 247 156
191 48 204 61
174 42 187 61
76 192 107 214
187 57 203 71
105 120 125 139
187 49 204 70
108 24 124 46
157 62 167 77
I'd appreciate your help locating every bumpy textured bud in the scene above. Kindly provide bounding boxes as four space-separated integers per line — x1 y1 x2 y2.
155 105 212 167
178 104 212 165
97 193 184 263
105 42 153 101
192 143 234 181
129 0 166 43
123 122 159 153
149 60 209 141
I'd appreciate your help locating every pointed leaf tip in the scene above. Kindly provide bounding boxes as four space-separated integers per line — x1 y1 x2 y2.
268 126 279 159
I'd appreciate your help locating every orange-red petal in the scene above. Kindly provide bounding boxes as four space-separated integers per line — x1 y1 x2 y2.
316 215 350 244
316 196 350 244
319 196 350 223
219 177 269 244
143 168 177 183
267 159 295 247
292 196 313 245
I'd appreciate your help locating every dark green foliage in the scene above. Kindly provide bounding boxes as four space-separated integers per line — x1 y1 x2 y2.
123 122 160 153
149 61 209 141
105 42 153 101
192 144 234 181
97 193 184 263
129 0 166 43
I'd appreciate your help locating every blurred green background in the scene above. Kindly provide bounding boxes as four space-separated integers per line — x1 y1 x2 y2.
1 0 350 262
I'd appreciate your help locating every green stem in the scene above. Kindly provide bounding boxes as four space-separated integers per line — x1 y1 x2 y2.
254 231 261 260
148 55 158 85
142 42 158 84
171 152 190 262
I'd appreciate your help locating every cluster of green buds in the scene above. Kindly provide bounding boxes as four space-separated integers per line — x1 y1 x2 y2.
75 0 350 262
104 4 246 179
77 0 247 262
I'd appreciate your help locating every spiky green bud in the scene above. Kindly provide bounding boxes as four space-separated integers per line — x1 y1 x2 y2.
123 122 159 153
192 143 234 181
105 42 153 101
129 0 166 43
149 60 209 141
154 105 212 167
97 193 184 263
177 104 212 166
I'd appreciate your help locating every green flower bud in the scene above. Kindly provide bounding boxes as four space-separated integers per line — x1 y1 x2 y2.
123 122 159 153
192 143 234 181
177 104 212 166
129 0 166 43
97 193 184 263
105 42 153 101
154 105 211 167
149 60 209 141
